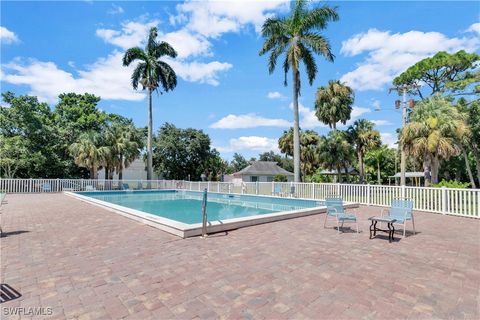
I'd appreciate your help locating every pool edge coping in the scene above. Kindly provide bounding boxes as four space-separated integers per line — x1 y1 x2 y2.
64 190 359 238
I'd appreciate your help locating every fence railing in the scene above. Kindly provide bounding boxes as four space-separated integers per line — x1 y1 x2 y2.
1 179 478 218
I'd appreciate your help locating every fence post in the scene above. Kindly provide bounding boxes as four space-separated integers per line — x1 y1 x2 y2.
336 183 340 196
441 186 447 215
256 181 259 195
271 182 274 195
401 185 405 198
366 184 371 205
29 178 32 193
312 183 315 199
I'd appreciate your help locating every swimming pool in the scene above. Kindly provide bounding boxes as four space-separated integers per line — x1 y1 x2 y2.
66 190 357 237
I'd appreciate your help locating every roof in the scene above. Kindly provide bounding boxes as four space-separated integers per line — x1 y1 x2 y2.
234 161 294 176
389 172 424 178
319 167 358 175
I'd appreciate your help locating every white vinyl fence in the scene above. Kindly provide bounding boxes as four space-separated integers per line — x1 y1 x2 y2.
1 179 478 218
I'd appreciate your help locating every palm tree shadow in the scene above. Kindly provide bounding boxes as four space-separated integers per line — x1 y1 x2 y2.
0 230 30 238
0 284 22 303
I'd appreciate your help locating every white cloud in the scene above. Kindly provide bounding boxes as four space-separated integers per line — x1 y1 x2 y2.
96 19 231 86
340 28 480 91
166 59 232 86
372 99 381 111
108 4 124 15
215 136 279 153
466 22 480 34
210 113 290 129
267 91 286 100
1 53 144 103
380 132 397 148
0 26 19 44
160 29 211 59
371 120 392 126
96 20 159 50
173 0 289 38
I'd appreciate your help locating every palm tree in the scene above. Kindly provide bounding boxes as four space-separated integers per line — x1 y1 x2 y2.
365 145 390 184
400 96 467 184
278 128 294 157
104 124 142 183
123 27 177 181
278 128 320 180
69 132 108 179
260 0 339 182
318 130 354 182
347 119 381 183
315 80 354 129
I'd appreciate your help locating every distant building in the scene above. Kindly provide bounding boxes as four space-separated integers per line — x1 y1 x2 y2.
232 161 294 183
97 159 159 180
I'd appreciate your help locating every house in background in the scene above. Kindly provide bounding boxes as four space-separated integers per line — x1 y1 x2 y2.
231 161 294 183
97 159 159 180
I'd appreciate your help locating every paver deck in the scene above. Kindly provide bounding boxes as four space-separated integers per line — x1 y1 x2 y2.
1 193 479 319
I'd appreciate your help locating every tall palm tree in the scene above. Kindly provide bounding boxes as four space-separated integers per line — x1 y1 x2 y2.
347 119 381 183
69 132 108 179
315 80 354 129
318 130 354 182
260 0 339 182
400 96 467 184
123 27 177 181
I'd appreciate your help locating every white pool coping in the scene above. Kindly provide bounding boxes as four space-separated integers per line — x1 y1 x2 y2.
64 190 359 238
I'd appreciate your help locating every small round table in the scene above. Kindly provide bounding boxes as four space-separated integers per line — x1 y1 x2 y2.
368 216 397 242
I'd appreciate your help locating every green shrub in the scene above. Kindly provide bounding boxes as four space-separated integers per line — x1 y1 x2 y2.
273 174 288 182
432 179 470 189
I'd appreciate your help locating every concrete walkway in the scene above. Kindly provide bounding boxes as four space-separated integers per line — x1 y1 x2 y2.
1 194 479 319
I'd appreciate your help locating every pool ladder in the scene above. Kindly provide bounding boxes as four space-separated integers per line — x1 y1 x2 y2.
201 188 208 238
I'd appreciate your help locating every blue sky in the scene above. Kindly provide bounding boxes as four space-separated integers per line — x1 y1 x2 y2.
1 1 479 160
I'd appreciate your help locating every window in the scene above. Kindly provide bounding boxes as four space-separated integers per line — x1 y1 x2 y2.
250 176 258 182
266 176 273 182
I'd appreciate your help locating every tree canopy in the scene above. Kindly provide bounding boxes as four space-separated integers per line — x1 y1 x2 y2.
152 123 214 180
393 50 480 99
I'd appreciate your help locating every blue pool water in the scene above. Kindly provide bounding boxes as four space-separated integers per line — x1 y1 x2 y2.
78 190 325 224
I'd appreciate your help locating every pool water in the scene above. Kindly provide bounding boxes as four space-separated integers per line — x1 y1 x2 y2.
78 190 325 224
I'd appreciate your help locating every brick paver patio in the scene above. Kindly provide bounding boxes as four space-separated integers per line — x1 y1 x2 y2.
1 194 479 319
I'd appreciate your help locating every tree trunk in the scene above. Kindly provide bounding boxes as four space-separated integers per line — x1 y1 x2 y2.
147 89 154 182
119 155 124 183
461 145 477 188
431 156 440 184
358 151 365 183
471 144 480 184
377 161 381 185
292 66 301 182
93 166 97 180
336 166 342 183
344 164 350 183
90 167 95 179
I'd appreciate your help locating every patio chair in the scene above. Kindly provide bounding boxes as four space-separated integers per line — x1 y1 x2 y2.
85 185 96 191
136 182 143 190
272 184 284 197
381 198 415 237
324 197 358 233
42 182 51 192
122 183 130 190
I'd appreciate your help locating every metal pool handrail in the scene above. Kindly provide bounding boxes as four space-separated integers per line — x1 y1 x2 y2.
202 188 208 238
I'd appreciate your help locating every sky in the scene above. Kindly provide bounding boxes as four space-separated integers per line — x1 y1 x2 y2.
1 0 479 160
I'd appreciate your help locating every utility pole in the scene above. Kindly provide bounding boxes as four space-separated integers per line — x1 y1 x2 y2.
389 84 420 186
